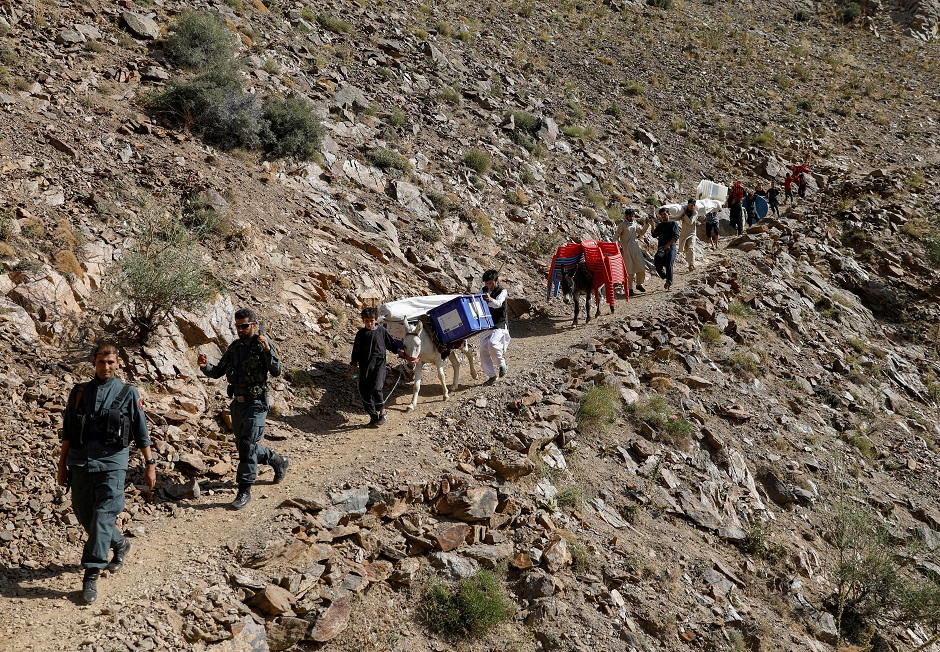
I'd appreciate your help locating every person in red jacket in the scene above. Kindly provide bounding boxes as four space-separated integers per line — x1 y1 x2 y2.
783 175 795 205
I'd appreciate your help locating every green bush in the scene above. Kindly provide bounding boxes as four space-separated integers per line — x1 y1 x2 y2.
437 85 460 105
262 96 324 161
838 2 862 24
793 9 812 21
0 209 13 240
387 107 408 127
181 194 230 241
700 324 722 345
421 570 514 637
524 231 562 256
366 147 410 172
317 13 352 34
148 69 268 151
555 485 584 510
646 0 673 8
628 396 694 449
577 385 622 432
728 300 753 318
727 350 762 377
164 11 234 71
506 109 540 132
461 148 492 175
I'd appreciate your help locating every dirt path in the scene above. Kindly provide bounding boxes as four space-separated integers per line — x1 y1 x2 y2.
0 252 723 652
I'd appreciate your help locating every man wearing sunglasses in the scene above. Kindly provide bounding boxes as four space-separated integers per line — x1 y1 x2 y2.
197 308 288 510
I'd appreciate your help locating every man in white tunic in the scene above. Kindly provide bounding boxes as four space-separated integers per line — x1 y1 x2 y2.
480 269 510 384
678 198 698 272
615 207 649 295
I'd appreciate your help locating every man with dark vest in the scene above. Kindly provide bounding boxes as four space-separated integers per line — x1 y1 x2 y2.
198 308 288 510
57 342 156 604
479 269 510 385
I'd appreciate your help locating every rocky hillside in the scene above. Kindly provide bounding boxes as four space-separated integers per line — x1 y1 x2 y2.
1 0 940 650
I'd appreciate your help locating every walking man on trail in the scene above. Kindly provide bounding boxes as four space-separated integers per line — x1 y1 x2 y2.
727 181 745 235
480 269 510 384
350 306 402 428
652 207 680 290
767 180 781 218
783 174 795 205
197 308 288 511
615 206 649 295
678 198 698 272
57 342 156 604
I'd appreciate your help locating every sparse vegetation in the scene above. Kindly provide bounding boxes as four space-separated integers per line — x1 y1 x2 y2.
727 350 762 378
366 147 411 172
317 13 352 34
741 517 785 561
437 85 460 105
525 231 562 256
555 485 584 510
728 300 753 318
700 324 722 345
506 109 540 132
421 570 514 637
461 148 492 175
577 385 621 433
628 396 694 449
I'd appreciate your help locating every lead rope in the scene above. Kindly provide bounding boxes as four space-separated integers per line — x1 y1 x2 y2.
354 361 409 407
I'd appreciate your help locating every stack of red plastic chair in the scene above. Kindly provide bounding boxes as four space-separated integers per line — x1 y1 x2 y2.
546 242 585 299
581 240 626 309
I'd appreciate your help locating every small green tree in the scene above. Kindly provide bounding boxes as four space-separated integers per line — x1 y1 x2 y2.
110 208 216 341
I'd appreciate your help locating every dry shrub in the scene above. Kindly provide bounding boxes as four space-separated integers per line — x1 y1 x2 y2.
54 250 85 279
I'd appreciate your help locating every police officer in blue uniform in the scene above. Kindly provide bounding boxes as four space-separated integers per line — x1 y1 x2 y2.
57 342 156 604
198 308 288 510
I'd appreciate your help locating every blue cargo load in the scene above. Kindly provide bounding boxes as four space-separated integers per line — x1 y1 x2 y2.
428 294 494 343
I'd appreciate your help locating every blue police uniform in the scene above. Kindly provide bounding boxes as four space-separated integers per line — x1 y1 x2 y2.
62 376 150 571
201 335 283 488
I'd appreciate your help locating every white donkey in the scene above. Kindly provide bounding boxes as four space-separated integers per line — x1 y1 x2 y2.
400 319 477 411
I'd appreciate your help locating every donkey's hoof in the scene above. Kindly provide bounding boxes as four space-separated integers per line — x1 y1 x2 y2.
406 405 416 412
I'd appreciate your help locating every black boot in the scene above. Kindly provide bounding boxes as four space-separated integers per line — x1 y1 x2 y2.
231 485 252 510
271 455 289 484
106 537 132 573
82 569 99 604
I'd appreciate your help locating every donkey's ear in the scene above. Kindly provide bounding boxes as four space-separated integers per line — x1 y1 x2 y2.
414 320 423 335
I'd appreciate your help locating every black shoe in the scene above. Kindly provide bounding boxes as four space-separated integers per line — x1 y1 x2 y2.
271 455 289 484
636 285 646 293
231 486 251 510
499 365 507 378
106 538 132 573
82 569 99 604
377 413 388 425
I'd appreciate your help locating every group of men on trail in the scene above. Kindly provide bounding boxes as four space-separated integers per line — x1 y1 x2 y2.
615 198 698 294
58 308 288 604
618 170 811 290
57 271 513 605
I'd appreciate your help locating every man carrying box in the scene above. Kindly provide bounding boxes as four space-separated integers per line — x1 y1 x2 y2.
480 269 510 385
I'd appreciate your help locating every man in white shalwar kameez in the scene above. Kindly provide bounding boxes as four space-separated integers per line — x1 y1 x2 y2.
615 207 649 295
678 198 698 272
480 269 510 384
